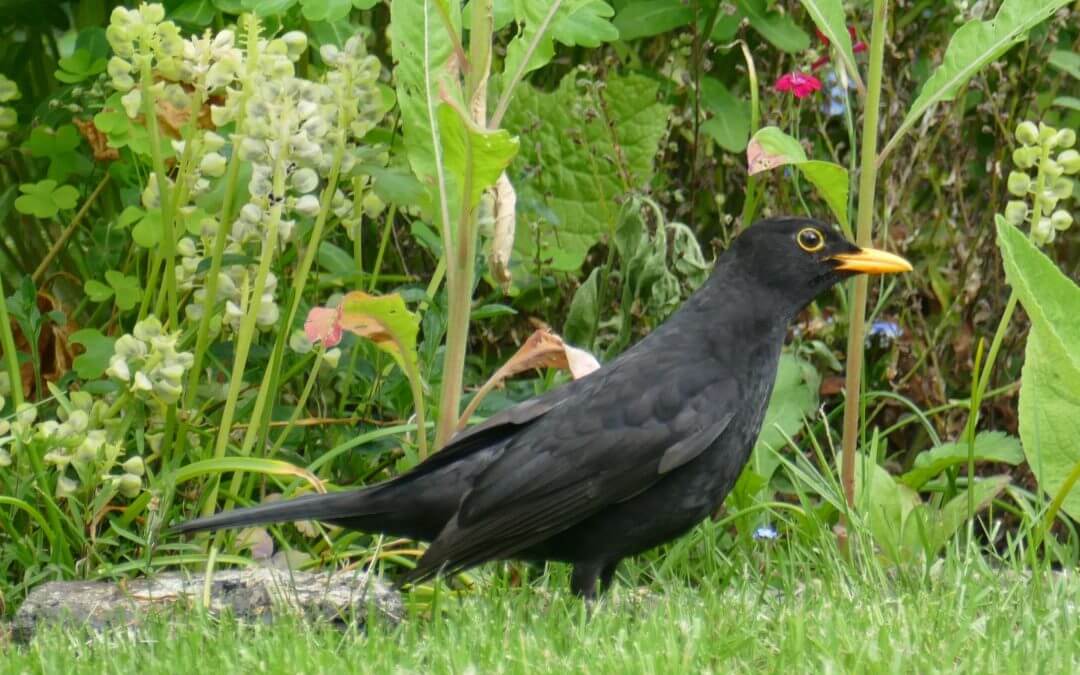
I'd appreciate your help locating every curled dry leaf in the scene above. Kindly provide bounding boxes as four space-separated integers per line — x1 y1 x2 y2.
72 118 119 161
488 171 516 289
457 329 600 431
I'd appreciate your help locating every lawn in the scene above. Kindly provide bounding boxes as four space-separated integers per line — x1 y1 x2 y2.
5 533 1079 674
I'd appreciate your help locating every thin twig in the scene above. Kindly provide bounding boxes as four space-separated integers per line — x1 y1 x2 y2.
32 173 110 283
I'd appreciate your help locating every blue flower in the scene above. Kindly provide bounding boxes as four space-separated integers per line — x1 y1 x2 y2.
868 320 902 340
753 525 779 541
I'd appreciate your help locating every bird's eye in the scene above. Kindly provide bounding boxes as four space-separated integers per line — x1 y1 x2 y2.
797 227 825 253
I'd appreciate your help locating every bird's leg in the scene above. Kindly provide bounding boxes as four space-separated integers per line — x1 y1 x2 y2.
570 562 601 600
598 561 619 593
571 559 620 603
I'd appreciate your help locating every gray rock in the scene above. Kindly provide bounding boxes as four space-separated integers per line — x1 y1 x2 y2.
11 567 402 643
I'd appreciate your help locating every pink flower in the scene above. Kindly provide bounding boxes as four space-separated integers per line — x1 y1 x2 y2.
304 306 343 347
774 72 822 99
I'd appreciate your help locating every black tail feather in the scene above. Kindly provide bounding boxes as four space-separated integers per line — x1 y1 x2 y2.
168 489 377 535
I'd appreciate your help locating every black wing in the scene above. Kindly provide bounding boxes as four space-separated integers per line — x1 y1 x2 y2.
404 347 736 583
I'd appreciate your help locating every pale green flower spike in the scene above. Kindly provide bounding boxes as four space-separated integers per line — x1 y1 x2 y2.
1003 120 1079 246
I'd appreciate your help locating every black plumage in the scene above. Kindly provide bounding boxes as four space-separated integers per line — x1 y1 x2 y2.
170 217 911 597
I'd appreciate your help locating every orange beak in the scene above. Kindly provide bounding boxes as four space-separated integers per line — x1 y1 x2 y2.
829 247 912 274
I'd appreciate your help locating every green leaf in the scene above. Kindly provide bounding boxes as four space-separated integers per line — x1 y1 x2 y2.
241 0 297 15
339 291 421 373
173 0 218 25
132 209 163 248
1048 50 1080 80
700 77 750 153
883 0 1069 159
737 0 809 53
747 127 849 228
471 303 517 320
553 0 619 46
612 0 693 41
301 0 353 21
309 17 354 47
504 0 619 83
389 0 461 190
847 451 922 564
13 180 80 219
54 49 107 84
115 205 145 229
752 353 820 481
23 125 87 182
798 0 861 87
997 218 1080 520
70 328 116 380
926 475 1011 552
900 431 1023 489
318 241 357 277
105 270 141 311
1052 96 1080 111
437 103 519 208
196 253 256 274
503 71 671 271
366 164 431 210
564 267 600 349
338 291 427 447
84 279 114 303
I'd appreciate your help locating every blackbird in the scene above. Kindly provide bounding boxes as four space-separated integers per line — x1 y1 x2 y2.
171 217 911 598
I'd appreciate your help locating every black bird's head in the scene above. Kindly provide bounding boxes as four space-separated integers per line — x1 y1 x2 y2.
725 216 912 315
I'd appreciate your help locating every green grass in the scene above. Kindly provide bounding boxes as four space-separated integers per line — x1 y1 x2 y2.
4 528 1079 674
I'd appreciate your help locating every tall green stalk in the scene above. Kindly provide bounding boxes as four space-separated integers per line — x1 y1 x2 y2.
136 45 177 330
840 0 888 511
199 116 289 518
433 0 494 450
183 15 261 414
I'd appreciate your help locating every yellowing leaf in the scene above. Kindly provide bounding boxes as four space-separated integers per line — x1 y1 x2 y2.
338 291 428 456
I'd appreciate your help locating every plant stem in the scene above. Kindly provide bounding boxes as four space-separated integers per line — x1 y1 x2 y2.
199 125 288 519
435 149 477 450
737 40 761 229
0 273 23 409
137 49 177 330
840 0 888 511
267 345 326 458
183 16 261 414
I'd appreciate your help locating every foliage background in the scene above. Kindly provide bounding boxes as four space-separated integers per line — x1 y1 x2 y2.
0 0 1078 618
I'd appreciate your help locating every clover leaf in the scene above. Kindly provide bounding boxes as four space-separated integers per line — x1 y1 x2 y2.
14 180 80 219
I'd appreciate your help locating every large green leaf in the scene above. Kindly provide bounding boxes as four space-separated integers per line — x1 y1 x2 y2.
747 127 849 228
882 0 1069 159
700 77 750 153
437 103 519 208
613 0 693 40
737 0 809 53
797 0 861 89
503 0 618 83
503 71 670 271
997 218 1080 519
900 431 1023 489
389 0 462 190
849 452 922 563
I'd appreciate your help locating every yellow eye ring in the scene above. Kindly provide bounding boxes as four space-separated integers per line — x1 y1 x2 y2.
797 227 825 252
